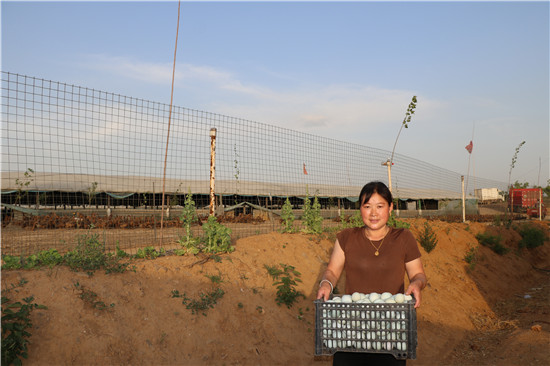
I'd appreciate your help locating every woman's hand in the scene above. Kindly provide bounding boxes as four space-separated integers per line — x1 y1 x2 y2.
405 258 427 308
405 278 424 308
317 281 332 301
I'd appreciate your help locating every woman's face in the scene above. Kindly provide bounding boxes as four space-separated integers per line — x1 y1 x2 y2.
360 192 393 231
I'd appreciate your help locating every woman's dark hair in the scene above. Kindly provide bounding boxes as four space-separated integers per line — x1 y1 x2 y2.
359 181 393 206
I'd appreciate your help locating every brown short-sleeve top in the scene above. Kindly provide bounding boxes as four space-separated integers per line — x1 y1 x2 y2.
337 226 421 295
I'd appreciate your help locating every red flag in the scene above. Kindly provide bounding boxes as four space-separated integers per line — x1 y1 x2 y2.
303 163 308 175
465 141 473 154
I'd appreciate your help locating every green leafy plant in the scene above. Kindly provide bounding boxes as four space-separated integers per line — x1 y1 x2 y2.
418 221 438 253
265 263 305 308
178 190 199 252
280 197 295 233
64 227 106 272
516 224 546 249
302 192 323 234
2 249 64 270
2 279 47 366
475 232 508 255
202 216 234 254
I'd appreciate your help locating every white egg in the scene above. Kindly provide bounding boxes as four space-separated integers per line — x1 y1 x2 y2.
341 294 352 303
351 292 362 302
401 342 407 351
373 299 385 303
394 293 405 303
332 296 342 302
369 292 380 302
385 298 396 303
396 342 402 351
404 294 413 301
381 292 392 300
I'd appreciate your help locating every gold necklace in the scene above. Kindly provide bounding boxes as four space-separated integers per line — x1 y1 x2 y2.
365 227 390 256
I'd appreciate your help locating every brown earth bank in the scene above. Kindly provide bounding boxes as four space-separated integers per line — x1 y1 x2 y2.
1 219 549 366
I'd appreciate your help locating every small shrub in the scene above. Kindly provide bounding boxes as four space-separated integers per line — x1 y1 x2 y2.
475 232 509 255
418 221 438 253
516 224 546 249
302 194 323 234
464 244 478 271
280 197 295 233
202 216 234 254
64 228 106 272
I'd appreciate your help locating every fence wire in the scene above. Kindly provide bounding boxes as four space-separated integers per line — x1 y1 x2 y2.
1 72 508 256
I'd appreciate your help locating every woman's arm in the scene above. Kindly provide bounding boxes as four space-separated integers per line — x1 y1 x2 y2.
405 257 427 308
316 239 345 301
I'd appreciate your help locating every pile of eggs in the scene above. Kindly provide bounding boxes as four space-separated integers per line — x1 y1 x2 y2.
328 291 413 304
320 292 414 352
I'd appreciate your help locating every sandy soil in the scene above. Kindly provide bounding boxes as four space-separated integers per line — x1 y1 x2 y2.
1 218 549 366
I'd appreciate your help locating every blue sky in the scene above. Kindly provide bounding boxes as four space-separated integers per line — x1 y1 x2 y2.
2 0 549 187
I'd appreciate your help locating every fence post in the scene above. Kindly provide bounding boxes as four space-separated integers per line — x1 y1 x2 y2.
209 128 217 216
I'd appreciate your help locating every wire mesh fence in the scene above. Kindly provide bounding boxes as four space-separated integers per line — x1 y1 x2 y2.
1 72 508 256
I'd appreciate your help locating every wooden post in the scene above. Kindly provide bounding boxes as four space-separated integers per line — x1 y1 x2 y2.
209 128 217 216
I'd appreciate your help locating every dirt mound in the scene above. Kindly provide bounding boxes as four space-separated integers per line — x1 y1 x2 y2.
2 219 549 365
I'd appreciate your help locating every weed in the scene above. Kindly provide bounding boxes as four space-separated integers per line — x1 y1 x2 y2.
475 232 509 255
73 282 114 311
265 263 305 308
205 273 223 284
516 224 546 249
173 288 225 316
418 221 438 253
1 279 47 365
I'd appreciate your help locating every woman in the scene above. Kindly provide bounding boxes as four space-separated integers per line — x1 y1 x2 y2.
316 181 427 366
